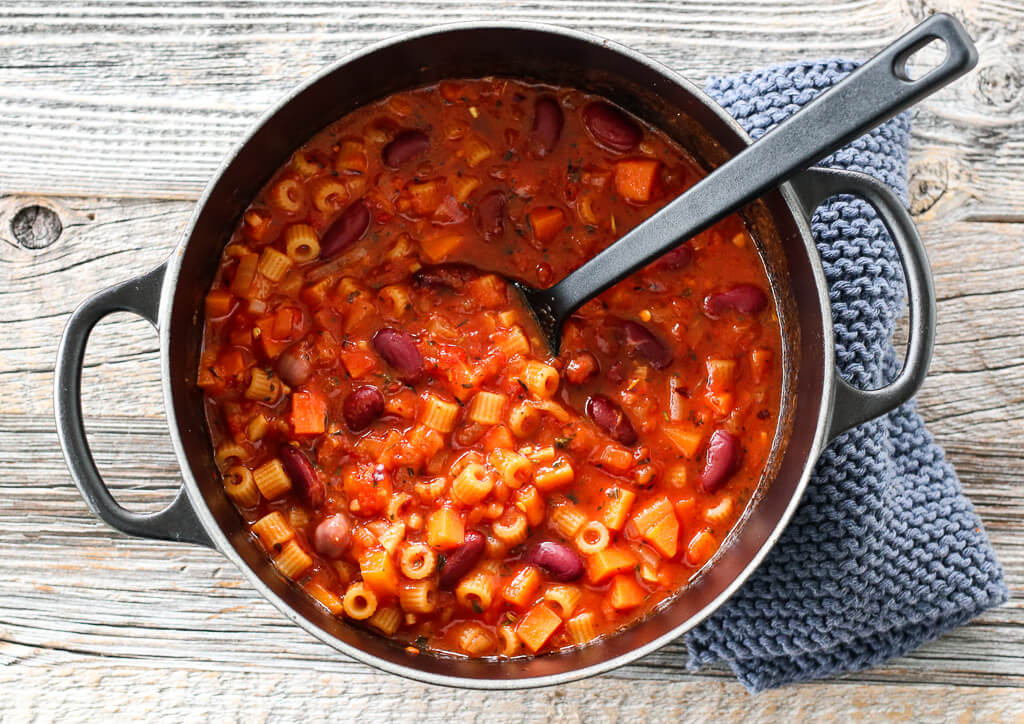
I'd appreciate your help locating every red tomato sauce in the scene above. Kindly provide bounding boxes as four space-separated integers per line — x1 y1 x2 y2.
198 77 783 657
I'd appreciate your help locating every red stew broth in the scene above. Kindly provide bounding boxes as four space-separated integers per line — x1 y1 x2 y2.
198 77 783 657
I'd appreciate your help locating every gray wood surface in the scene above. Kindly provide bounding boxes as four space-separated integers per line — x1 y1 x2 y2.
1 1 1022 721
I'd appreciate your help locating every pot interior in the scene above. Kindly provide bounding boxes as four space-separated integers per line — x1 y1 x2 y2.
164 24 829 686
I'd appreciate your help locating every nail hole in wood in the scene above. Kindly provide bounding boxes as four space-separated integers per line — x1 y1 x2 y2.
11 205 62 249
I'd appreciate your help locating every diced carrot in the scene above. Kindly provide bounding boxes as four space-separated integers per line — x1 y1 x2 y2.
600 487 637 532
705 391 735 417
360 546 399 597
644 512 679 559
420 233 463 263
662 426 703 458
502 565 542 608
205 289 235 318
229 327 252 348
466 274 507 308
596 443 634 472
528 206 565 242
311 331 338 366
340 347 377 379
705 358 737 392
301 277 335 308
463 135 493 167
272 307 300 339
674 497 697 522
344 463 390 517
345 298 378 333
312 307 345 338
451 174 480 203
614 159 660 203
218 349 247 381
515 602 562 653
408 180 445 215
631 496 679 558
291 388 327 435
631 496 674 534
426 507 465 550
608 574 646 610
260 333 289 360
196 367 221 392
385 388 419 419
585 546 638 584
532 459 575 492
482 425 515 452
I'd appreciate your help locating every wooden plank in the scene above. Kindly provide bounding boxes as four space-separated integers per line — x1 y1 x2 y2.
0 0 1021 224
2 661 1023 724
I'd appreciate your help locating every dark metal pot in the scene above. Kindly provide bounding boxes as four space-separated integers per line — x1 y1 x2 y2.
54 23 935 688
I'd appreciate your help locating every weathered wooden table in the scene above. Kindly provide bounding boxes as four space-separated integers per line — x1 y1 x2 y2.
2 2 1021 720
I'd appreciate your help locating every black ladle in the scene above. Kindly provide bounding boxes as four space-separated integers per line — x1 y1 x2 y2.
515 13 978 354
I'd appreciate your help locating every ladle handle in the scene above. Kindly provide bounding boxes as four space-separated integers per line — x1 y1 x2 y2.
541 13 977 322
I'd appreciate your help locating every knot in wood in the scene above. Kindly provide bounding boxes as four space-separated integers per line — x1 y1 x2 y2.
11 204 62 249
907 160 949 217
976 62 1024 108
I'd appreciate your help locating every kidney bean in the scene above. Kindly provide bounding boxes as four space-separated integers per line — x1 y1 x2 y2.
531 96 564 156
586 394 638 446
372 327 423 381
474 189 506 241
700 429 742 494
313 514 352 559
382 129 430 168
320 199 370 260
564 352 598 385
279 445 325 509
582 102 641 152
659 244 693 270
621 320 673 369
276 343 313 387
343 385 385 431
439 530 486 589
702 284 768 319
524 541 584 582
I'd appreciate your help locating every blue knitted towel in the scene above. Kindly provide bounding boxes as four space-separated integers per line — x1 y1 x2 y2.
686 60 1008 692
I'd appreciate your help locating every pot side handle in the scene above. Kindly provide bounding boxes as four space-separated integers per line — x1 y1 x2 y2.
789 167 937 440
54 262 214 548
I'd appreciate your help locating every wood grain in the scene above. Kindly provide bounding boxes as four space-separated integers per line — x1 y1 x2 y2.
1 0 1022 720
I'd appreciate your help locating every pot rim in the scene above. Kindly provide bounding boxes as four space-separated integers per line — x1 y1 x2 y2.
158 20 835 689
